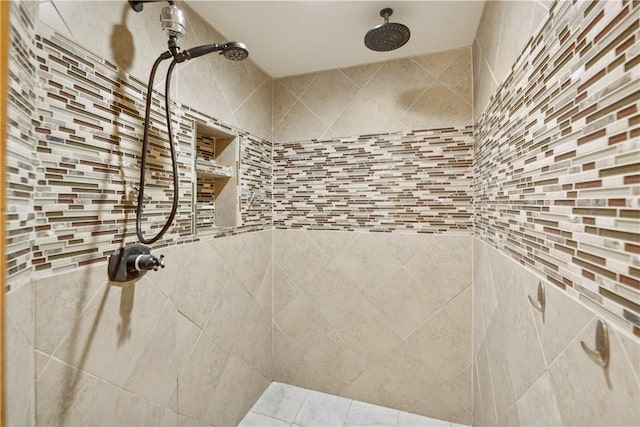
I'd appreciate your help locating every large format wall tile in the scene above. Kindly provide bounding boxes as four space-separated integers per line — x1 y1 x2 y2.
549 318 640 426
34 264 109 356
37 358 164 427
273 230 472 425
274 48 471 141
5 299 35 427
124 301 177 408
50 276 166 387
28 231 273 427
473 238 640 427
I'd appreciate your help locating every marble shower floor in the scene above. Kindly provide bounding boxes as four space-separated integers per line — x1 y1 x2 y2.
238 382 468 427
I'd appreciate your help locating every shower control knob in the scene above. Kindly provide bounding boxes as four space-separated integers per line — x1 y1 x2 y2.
154 254 166 271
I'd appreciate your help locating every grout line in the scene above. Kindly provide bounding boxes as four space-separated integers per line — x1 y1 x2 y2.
614 331 640 389
49 0 75 42
272 83 300 132
343 398 355 427
271 229 275 381
41 276 111 370
40 353 168 409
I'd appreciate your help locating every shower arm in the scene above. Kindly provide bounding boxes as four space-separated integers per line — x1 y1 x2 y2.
129 0 175 13
136 51 180 244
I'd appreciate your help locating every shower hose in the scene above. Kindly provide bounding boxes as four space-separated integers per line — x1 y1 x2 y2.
136 51 180 244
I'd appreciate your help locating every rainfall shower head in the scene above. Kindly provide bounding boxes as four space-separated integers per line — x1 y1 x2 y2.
364 8 410 52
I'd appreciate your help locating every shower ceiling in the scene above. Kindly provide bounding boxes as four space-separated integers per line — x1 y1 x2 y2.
186 1 485 78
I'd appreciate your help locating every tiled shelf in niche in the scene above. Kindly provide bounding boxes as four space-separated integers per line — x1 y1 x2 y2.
193 122 240 233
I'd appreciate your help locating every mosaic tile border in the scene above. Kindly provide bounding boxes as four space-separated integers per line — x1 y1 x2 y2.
6 0 37 281
474 0 640 335
273 127 473 233
7 23 273 281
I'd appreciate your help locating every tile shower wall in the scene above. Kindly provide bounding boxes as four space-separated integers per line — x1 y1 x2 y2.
475 0 640 333
5 1 274 425
273 47 472 141
38 0 272 140
34 230 272 427
5 1 38 425
473 0 640 426
273 230 472 425
271 49 474 425
273 128 473 232
473 0 551 119
31 18 272 275
473 239 639 426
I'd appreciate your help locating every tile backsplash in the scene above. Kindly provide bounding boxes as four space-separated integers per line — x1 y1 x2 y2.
6 0 38 282
15 24 273 277
474 0 640 335
274 127 473 233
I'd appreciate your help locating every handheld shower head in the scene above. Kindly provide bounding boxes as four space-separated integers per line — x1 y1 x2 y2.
222 42 249 61
180 42 249 62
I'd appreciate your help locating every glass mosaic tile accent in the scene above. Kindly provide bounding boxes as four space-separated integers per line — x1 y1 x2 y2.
474 0 640 335
6 23 272 281
273 128 473 233
6 0 37 282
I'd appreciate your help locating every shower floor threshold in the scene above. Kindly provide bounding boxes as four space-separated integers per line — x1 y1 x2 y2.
239 382 468 427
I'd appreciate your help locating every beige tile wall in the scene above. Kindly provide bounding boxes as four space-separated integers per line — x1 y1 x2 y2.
38 1 272 140
273 230 472 425
273 48 472 142
473 238 640 426
473 0 550 118
472 1 640 425
30 231 272 427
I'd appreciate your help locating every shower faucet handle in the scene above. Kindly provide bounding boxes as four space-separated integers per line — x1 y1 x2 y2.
153 254 166 271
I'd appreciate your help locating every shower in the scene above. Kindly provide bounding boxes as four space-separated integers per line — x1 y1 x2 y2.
364 8 411 52
108 0 249 282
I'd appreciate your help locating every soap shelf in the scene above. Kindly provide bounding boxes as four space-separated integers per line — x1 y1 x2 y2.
196 159 233 179
193 122 241 234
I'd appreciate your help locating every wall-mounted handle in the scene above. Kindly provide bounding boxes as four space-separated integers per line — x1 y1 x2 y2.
580 319 611 388
528 280 546 323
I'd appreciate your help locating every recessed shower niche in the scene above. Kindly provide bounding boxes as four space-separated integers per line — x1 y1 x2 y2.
193 122 240 233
